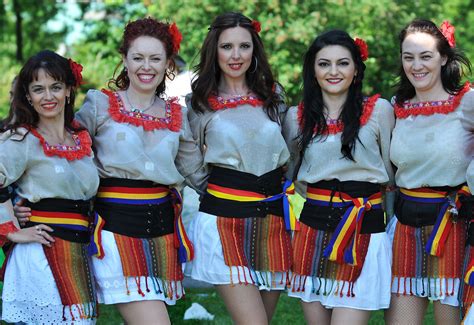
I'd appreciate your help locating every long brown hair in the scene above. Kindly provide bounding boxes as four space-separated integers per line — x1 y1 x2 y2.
191 12 283 122
395 19 471 105
2 50 81 135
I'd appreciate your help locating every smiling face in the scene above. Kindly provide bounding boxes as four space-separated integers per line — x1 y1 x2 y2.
217 26 253 82
123 35 169 94
401 32 447 95
314 45 356 98
27 68 70 122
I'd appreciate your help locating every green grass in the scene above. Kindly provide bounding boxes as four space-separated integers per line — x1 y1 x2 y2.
97 288 435 324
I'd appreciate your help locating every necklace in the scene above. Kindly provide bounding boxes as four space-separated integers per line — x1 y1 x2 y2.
125 90 157 114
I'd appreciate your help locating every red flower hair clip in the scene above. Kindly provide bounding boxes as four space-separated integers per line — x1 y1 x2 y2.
354 38 369 61
251 20 261 33
440 20 455 48
68 59 83 88
169 22 182 54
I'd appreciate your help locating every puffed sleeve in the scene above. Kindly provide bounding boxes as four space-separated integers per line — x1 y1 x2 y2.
375 98 396 219
76 89 109 136
0 130 28 237
0 130 29 190
185 93 212 153
461 89 474 132
176 105 208 195
375 98 395 186
282 106 307 196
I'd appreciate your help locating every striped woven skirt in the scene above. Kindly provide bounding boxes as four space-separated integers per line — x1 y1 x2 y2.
185 167 293 289
91 178 188 304
2 238 98 324
388 186 471 306
2 198 97 324
288 180 391 310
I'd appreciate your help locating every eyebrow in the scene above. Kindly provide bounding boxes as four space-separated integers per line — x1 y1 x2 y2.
317 57 350 61
402 50 433 55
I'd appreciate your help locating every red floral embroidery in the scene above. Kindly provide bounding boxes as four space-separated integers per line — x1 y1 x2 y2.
68 59 83 87
208 94 264 110
298 94 380 134
251 20 261 33
394 82 471 119
168 22 182 54
440 20 455 48
0 221 19 246
354 38 369 61
29 123 92 161
103 89 182 132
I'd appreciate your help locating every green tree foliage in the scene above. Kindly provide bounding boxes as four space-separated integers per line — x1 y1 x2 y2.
0 0 472 117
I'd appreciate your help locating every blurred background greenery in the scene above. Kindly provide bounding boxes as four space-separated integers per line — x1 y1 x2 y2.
0 0 472 117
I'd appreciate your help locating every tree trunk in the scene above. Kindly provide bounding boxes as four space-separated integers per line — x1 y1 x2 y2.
13 0 22 62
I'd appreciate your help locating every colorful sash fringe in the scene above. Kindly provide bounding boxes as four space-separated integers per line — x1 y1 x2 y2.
217 214 292 287
306 188 381 266
42 238 97 321
461 245 474 322
207 179 299 231
392 221 466 297
399 186 470 256
113 232 184 299
291 223 370 296
97 184 193 263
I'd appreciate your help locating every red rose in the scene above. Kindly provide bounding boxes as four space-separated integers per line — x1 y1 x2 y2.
68 59 83 87
169 22 182 54
440 20 455 48
251 20 261 33
354 38 369 61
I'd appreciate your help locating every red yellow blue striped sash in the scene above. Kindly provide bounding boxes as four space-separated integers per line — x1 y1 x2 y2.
30 210 89 231
96 185 170 205
30 209 105 259
207 179 300 231
96 185 193 263
306 187 382 266
400 186 471 257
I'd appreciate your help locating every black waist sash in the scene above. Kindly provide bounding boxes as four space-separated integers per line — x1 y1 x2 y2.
301 179 385 234
199 166 284 218
26 198 92 243
95 178 174 238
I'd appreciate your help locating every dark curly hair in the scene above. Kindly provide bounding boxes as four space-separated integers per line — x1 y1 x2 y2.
2 50 81 134
395 19 471 105
108 17 177 97
298 30 367 163
190 12 283 122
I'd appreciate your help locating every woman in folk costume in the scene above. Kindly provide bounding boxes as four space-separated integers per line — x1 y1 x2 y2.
16 18 206 325
283 30 395 324
77 18 207 324
0 50 99 323
385 19 473 325
185 12 296 324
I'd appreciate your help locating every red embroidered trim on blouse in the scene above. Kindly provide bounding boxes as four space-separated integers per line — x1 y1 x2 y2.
394 82 471 119
297 94 380 134
103 89 182 132
29 123 92 161
0 221 18 246
208 94 264 110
